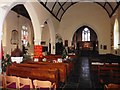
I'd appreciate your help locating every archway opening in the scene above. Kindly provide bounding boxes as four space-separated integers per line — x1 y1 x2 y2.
41 21 50 55
114 18 119 50
55 34 63 55
2 4 34 59
72 25 98 56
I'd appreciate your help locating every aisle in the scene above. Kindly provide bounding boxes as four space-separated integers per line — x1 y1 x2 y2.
62 57 93 90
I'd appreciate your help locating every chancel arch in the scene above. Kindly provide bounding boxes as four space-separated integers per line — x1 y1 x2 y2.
72 25 98 55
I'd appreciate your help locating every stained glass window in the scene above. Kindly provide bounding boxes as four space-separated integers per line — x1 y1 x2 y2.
21 25 28 46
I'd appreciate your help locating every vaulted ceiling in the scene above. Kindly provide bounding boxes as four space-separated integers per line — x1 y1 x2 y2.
11 4 31 20
39 1 120 21
11 1 120 21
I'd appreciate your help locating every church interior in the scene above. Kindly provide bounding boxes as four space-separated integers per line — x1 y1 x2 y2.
0 0 120 90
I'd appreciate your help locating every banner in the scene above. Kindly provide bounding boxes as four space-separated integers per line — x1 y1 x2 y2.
34 45 43 59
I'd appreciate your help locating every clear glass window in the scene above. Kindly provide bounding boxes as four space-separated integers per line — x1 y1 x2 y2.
82 27 90 41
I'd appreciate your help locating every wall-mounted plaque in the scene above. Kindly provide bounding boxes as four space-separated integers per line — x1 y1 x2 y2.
11 30 19 45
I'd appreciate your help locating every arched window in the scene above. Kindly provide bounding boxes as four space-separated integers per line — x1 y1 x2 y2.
114 18 119 49
82 27 90 41
21 25 28 46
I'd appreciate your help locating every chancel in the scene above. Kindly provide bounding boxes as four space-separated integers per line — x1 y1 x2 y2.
0 1 120 90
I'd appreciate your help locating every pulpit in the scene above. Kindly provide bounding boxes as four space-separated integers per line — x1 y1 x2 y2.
11 45 23 63
11 45 23 57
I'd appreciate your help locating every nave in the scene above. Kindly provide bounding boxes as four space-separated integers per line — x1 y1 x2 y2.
62 57 93 90
61 54 120 90
1 55 94 90
1 54 120 90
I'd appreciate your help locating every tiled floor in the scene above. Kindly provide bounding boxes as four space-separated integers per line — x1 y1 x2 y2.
62 57 93 90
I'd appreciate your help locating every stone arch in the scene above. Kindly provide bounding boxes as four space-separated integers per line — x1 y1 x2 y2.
41 18 56 54
0 1 43 72
24 2 42 45
46 18 56 54
72 25 99 55
0 1 42 45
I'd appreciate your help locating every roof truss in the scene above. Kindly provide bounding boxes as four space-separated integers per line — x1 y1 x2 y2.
39 0 120 21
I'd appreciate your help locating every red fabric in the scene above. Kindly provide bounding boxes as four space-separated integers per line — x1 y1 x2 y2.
7 82 16 88
0 41 3 60
34 45 43 58
20 85 31 90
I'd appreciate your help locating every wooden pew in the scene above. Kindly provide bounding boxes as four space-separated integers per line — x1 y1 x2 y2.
25 62 67 83
23 61 73 81
9 62 67 83
104 83 120 90
42 55 75 75
97 64 120 83
10 59 74 83
6 65 59 86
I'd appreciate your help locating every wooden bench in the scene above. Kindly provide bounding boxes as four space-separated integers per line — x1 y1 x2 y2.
25 62 67 83
8 62 68 83
6 65 59 87
104 83 120 90
26 61 74 80
97 64 120 83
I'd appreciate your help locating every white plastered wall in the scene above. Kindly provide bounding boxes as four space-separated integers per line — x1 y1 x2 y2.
58 3 111 54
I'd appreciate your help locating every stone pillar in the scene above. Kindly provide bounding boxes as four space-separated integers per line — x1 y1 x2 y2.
0 8 5 74
47 19 56 54
51 41 55 54
0 33 2 74
34 39 41 45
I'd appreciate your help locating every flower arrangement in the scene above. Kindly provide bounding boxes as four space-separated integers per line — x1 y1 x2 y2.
2 54 12 72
